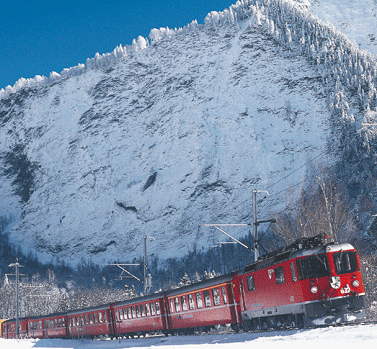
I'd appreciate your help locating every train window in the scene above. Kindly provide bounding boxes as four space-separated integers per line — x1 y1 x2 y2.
55 319 58 327
247 275 256 291
104 312 108 323
119 309 123 320
76 317 79 327
98 312 103 323
212 288 221 305
141 304 146 317
89 314 93 324
297 254 330 280
222 286 228 304
274 266 285 284
146 303 151 316
156 301 161 315
290 262 297 282
94 313 98 323
131 306 136 318
196 292 203 308
181 296 188 311
151 302 156 316
204 290 212 307
136 305 141 317
127 307 132 319
62 318 65 327
333 251 357 274
175 297 181 312
188 294 195 309
170 299 175 313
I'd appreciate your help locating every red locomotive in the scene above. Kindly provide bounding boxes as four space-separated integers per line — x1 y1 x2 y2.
1 234 366 339
238 234 366 330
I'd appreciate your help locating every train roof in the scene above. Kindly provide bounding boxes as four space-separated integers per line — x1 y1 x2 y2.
112 291 166 308
27 311 68 321
1 317 29 324
290 242 354 258
243 234 355 274
66 302 115 316
166 272 238 297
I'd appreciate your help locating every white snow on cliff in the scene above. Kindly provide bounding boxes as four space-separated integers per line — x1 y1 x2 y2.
1 0 376 265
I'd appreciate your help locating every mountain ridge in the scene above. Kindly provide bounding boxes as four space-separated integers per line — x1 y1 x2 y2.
1 0 377 265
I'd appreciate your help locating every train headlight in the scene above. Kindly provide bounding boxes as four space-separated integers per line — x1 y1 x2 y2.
310 286 318 294
330 276 341 289
352 280 360 288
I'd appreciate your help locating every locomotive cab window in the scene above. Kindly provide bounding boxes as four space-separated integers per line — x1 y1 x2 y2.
274 266 285 284
333 251 357 274
290 262 297 282
297 254 330 280
247 275 256 291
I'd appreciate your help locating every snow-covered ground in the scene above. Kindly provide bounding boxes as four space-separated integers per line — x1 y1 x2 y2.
1 324 376 349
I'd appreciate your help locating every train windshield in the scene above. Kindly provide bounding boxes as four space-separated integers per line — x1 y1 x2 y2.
333 251 357 274
296 254 330 280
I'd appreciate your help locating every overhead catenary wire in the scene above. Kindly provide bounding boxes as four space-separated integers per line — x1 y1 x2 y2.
266 150 327 192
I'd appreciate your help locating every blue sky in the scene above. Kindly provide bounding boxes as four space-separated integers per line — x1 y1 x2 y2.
0 0 233 90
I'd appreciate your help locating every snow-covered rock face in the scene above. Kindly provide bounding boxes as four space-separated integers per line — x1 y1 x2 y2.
0 1 340 265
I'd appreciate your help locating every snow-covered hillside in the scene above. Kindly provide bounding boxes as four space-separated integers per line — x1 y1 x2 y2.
1 324 376 349
308 0 377 56
1 0 377 265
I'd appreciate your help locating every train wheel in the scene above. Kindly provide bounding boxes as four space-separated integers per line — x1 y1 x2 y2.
231 323 240 333
296 314 304 329
252 318 261 331
242 320 252 332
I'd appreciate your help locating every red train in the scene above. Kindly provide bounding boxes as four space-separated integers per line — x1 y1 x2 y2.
1 234 366 339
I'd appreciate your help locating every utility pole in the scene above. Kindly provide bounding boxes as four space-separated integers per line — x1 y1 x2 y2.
108 236 154 295
143 235 154 295
8 259 23 339
252 189 273 261
252 189 259 261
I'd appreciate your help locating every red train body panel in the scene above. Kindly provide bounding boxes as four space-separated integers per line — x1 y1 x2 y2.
111 293 168 336
27 317 46 339
27 313 68 339
166 273 241 332
1 318 28 339
1 234 367 340
67 304 113 338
